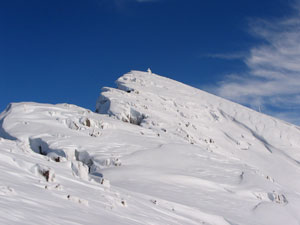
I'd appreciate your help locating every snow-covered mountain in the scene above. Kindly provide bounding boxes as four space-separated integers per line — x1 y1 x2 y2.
1 70 300 225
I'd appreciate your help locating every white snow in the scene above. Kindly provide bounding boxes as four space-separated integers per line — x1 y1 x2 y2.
1 70 300 224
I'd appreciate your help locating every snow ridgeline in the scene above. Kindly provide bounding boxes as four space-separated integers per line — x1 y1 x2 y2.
1 70 300 224
96 71 300 148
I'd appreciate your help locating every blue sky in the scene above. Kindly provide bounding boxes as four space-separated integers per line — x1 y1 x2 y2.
1 0 300 124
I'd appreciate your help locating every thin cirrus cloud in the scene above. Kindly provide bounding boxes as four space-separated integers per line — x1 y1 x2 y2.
212 4 300 125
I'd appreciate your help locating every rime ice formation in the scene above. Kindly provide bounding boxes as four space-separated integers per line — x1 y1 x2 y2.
1 70 300 225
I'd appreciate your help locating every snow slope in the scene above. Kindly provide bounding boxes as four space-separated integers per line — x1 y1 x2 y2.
1 70 300 225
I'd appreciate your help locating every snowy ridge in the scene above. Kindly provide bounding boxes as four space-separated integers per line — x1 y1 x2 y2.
1 70 300 224
97 70 300 147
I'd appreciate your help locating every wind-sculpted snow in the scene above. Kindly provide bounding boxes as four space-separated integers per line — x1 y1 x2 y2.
1 71 300 224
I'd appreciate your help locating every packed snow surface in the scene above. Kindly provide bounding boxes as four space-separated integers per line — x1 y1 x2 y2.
1 70 300 225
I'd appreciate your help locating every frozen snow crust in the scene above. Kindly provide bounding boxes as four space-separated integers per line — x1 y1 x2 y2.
1 70 300 224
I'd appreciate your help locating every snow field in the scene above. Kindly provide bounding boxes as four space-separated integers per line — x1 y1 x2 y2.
1 70 300 224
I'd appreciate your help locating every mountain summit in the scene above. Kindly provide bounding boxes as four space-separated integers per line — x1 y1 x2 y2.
1 70 300 225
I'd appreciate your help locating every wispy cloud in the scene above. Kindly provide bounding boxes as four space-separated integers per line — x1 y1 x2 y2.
212 3 300 125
